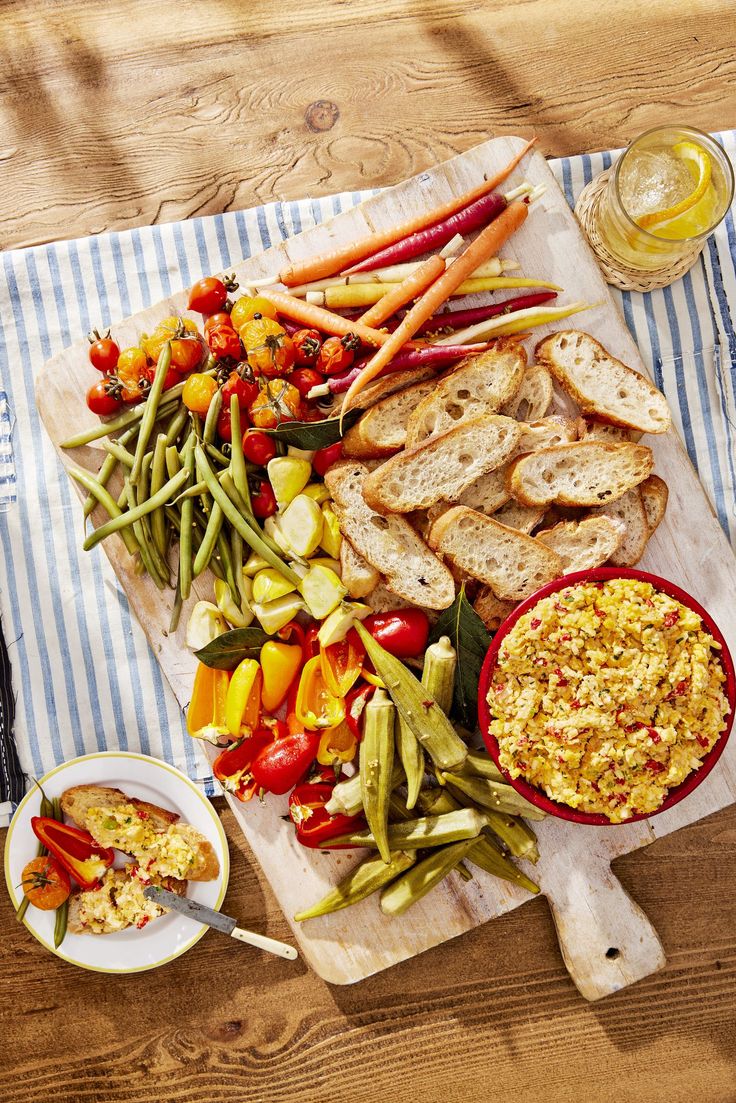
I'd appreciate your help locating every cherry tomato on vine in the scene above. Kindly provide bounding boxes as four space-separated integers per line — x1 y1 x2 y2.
292 328 322 366
249 380 301 429
242 431 277 466
142 316 203 374
216 407 232 442
230 295 279 330
86 380 122 416
182 372 218 415
20 856 71 911
188 277 227 314
88 334 120 374
251 479 277 518
289 367 324 399
113 347 150 404
204 312 233 335
207 325 243 361
317 333 361 376
241 318 295 377
221 370 259 411
312 441 343 477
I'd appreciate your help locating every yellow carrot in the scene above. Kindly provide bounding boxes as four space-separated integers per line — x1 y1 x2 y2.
359 255 446 327
278 139 537 287
318 274 560 310
341 199 530 413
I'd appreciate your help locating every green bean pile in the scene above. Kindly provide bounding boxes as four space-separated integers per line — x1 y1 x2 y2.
61 343 296 632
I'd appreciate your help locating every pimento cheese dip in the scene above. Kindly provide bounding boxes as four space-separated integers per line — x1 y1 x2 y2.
486 578 730 822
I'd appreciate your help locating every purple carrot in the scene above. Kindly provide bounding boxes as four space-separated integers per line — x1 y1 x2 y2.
342 191 508 275
413 291 558 335
327 344 490 394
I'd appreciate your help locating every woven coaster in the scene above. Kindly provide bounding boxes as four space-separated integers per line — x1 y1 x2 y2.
574 169 704 291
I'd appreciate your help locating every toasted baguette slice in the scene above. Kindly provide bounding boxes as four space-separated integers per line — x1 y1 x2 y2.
61 785 179 832
576 416 642 444
362 581 440 624
404 342 526 447
491 499 546 534
428 506 563 601
500 362 553 422
61 784 219 882
354 365 439 410
536 516 625 573
473 588 517 631
324 461 455 609
67 869 187 936
590 488 650 566
340 537 381 598
536 330 671 434
363 414 521 514
507 441 654 507
640 474 669 534
342 379 438 458
454 469 509 515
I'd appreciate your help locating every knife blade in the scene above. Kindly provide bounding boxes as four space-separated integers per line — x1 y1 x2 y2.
143 886 298 961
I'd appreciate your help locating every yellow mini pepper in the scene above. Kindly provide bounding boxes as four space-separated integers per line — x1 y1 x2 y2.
225 659 261 738
260 641 303 713
295 656 346 730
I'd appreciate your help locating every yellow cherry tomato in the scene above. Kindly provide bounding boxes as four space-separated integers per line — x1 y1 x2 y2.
142 316 203 373
182 372 218 415
249 380 302 429
231 295 279 330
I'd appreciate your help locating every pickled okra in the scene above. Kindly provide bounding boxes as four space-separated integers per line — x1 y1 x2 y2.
325 762 405 818
441 771 545 821
359 689 395 863
326 807 489 851
294 851 415 922
397 634 458 809
379 838 479 917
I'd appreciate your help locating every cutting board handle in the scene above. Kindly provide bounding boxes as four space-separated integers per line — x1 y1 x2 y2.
544 857 666 1001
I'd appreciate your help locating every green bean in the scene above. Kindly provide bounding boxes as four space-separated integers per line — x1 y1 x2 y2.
129 342 173 485
218 472 283 557
294 851 415 922
230 529 245 609
194 444 299 584
178 437 196 599
205 441 231 467
169 585 183 634
125 480 168 589
49 797 68 946
203 387 223 445
102 440 134 468
193 502 224 577
379 838 478 916
61 395 180 449
83 424 138 518
84 468 188 551
228 396 251 511
68 468 139 556
136 453 170 582
216 526 239 599
149 434 169 559
164 404 189 446
165 445 182 481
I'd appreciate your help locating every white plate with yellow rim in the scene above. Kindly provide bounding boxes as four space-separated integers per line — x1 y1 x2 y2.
4 752 229 973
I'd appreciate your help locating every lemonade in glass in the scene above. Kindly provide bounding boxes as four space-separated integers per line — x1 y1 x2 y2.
596 126 733 272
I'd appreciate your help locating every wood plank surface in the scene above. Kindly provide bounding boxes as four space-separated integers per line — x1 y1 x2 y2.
1 0 736 1099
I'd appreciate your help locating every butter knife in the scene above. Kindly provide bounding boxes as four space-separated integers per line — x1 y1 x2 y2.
143 886 298 961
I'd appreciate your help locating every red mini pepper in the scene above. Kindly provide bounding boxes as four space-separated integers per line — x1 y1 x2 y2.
320 629 365 698
250 728 322 795
31 817 114 890
345 682 376 740
213 730 274 802
289 781 366 848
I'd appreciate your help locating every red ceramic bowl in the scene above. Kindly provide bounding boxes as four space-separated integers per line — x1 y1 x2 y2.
478 567 736 825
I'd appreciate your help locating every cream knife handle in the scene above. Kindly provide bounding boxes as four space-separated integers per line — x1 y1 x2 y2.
230 926 299 960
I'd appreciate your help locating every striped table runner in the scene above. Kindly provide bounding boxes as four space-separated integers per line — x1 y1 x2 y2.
0 133 734 820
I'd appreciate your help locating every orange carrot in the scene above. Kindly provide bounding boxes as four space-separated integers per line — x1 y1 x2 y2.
278 139 537 287
258 289 394 348
358 255 446 328
341 199 529 414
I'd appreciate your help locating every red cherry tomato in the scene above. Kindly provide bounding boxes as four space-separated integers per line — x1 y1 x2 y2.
312 441 343 477
203 312 233 335
188 277 228 314
207 325 242 361
221 370 259 411
317 334 361 376
289 367 324 399
292 328 322 366
86 380 122 416
216 407 232 442
242 431 277 466
362 610 430 659
251 479 277 518
88 335 120 374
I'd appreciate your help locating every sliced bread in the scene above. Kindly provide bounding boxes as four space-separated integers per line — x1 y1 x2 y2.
363 414 521 514
491 499 546 534
340 537 381 598
536 330 671 434
576 416 642 444
61 785 179 832
507 441 654 507
404 342 526 447
590 487 650 566
428 506 564 601
640 474 669 534
353 364 439 410
342 379 437 458
536 516 625 573
473 588 517 631
500 362 553 422
324 461 455 609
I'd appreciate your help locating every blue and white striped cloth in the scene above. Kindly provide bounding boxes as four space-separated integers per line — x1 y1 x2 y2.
0 134 734 821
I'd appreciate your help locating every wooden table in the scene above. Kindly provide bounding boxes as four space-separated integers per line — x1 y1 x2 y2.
1 2 735 1100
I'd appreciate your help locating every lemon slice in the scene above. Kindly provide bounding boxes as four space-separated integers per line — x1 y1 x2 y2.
636 141 712 232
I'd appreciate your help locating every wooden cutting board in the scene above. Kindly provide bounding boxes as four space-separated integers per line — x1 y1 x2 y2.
36 137 736 1000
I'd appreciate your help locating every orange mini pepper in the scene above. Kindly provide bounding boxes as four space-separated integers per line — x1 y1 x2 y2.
187 663 230 742
320 630 365 699
317 720 358 766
